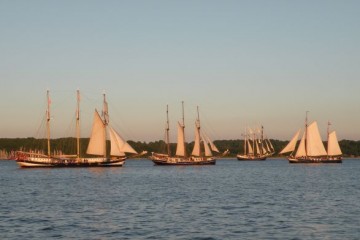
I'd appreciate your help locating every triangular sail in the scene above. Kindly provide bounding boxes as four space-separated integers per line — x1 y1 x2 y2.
109 126 137 156
175 122 186 156
265 140 271 153
86 110 106 156
247 140 254 155
255 140 260 155
327 131 342 156
204 134 219 153
295 132 306 157
268 139 275 152
261 145 267 155
306 121 327 156
280 129 301 154
203 137 212 157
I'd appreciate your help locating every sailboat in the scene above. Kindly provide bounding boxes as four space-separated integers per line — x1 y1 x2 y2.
150 102 224 165
279 112 342 163
237 126 275 161
16 90 142 168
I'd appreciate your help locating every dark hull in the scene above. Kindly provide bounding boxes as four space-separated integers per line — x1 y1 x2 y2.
17 162 125 168
150 152 216 166
236 154 267 161
151 157 216 166
288 157 342 164
16 158 126 168
237 157 266 161
151 159 216 166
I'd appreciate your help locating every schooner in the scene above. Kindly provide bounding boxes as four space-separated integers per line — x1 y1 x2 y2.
150 102 225 165
279 112 342 163
237 126 275 161
16 91 143 167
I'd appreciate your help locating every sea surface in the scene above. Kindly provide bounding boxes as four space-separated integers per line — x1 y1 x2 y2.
0 158 360 239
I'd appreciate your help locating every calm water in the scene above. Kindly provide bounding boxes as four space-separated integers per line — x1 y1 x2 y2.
1 159 360 239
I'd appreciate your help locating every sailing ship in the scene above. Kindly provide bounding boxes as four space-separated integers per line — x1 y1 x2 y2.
16 90 142 168
237 126 275 161
150 102 225 165
279 112 342 163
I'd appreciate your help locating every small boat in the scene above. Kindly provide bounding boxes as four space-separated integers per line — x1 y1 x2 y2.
280 112 342 164
237 126 274 161
16 90 143 168
150 102 225 165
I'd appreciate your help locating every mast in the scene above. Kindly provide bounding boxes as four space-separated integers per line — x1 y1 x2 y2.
327 121 330 158
305 111 309 158
166 105 171 156
261 125 264 156
196 106 201 156
76 90 80 159
252 129 255 156
182 101 186 157
46 90 51 157
102 93 109 158
244 127 247 155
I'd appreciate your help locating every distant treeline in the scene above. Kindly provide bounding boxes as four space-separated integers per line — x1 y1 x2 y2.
1 138 360 157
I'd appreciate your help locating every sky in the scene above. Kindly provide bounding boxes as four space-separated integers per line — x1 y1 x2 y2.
0 0 359 142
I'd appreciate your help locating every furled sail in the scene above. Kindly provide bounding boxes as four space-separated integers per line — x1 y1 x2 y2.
102 94 109 124
327 131 342 156
175 122 186 156
295 132 306 157
192 121 201 156
86 110 106 156
280 129 301 154
306 121 327 156
109 126 137 156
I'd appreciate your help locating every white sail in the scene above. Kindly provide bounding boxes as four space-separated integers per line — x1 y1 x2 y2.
192 121 201 156
261 145 268 155
280 129 301 154
109 126 137 156
295 132 306 157
265 140 271 153
86 110 106 156
268 139 275 152
203 137 213 157
306 121 327 156
204 134 219 153
255 140 260 155
247 140 254 154
175 122 186 156
327 131 342 156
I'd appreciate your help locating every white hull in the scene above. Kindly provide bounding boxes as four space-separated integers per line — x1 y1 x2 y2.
17 161 56 167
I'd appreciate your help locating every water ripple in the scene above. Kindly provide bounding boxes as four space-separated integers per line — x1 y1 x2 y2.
1 159 360 239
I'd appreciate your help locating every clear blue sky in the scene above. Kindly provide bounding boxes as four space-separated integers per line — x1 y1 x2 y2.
1 0 359 142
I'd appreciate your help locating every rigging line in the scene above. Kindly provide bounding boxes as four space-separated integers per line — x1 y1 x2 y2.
106 100 137 141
